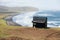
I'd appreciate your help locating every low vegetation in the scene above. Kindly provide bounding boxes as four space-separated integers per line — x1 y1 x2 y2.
0 13 60 40
0 13 21 37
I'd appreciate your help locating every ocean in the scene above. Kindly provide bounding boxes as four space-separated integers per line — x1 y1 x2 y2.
12 11 60 28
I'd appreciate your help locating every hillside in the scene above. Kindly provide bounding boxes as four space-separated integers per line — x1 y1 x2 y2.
0 6 60 40
0 27 60 40
0 12 60 40
0 6 39 12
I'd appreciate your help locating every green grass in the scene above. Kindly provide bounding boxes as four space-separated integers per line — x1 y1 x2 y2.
0 19 7 26
0 13 22 37
0 13 60 38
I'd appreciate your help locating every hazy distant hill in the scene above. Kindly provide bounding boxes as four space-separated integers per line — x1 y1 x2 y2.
9 7 39 12
0 6 39 12
0 6 9 12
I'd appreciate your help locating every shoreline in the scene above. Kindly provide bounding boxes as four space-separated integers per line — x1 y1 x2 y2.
3 13 22 26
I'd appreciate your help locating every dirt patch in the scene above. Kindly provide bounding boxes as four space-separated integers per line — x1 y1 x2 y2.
45 31 60 40
1 28 60 40
0 36 31 40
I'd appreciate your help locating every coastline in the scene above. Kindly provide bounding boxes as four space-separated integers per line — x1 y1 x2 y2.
3 13 22 26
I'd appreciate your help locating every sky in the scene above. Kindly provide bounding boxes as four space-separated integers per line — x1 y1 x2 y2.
0 0 60 10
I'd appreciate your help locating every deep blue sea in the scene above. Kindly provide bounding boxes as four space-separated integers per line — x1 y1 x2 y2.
12 11 60 28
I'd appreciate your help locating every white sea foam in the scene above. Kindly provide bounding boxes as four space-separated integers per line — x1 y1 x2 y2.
12 11 60 28
12 11 37 27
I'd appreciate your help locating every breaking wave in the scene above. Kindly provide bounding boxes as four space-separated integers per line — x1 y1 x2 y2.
12 11 60 28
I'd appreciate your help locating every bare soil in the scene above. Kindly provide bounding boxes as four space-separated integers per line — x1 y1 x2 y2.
0 28 60 40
